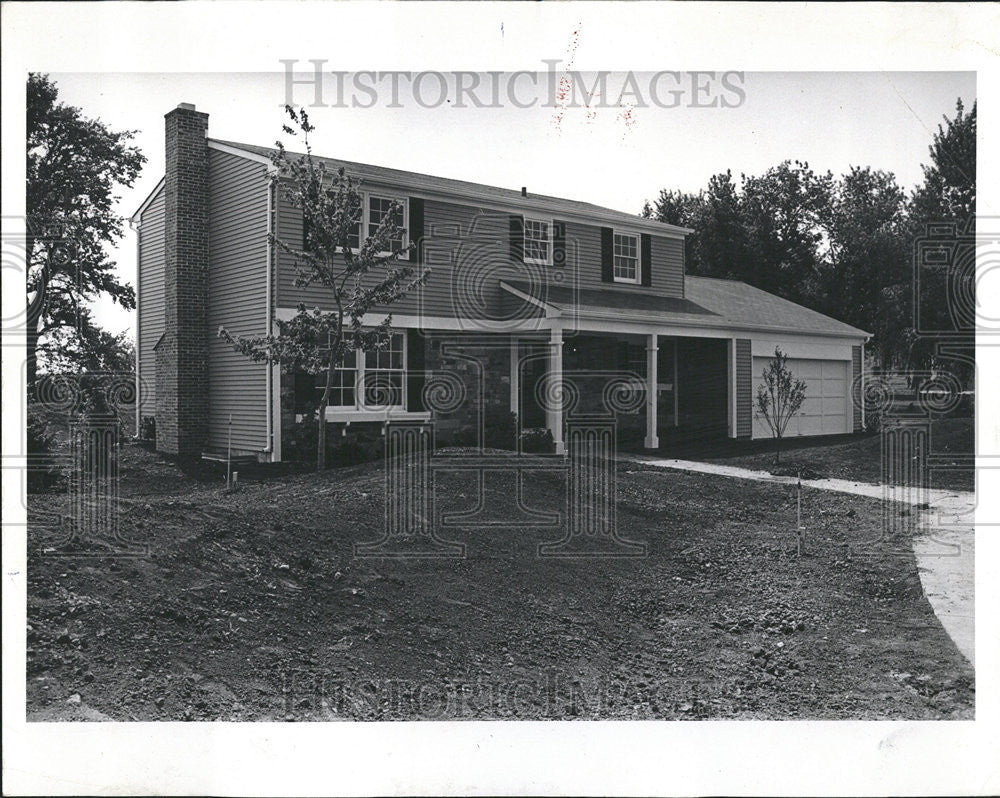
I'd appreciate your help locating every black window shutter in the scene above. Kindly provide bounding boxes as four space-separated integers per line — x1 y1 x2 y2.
553 221 566 267
409 197 424 264
406 330 425 412
641 234 652 286
293 370 315 413
509 215 524 262
302 211 312 252
601 227 614 282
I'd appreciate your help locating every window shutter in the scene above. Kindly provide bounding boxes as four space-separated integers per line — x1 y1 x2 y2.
406 330 425 412
409 197 424 264
509 215 524 262
553 221 567 267
641 234 652 286
293 370 315 414
302 211 312 253
601 227 614 282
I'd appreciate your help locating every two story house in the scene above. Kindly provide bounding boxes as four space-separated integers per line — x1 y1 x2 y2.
132 103 869 461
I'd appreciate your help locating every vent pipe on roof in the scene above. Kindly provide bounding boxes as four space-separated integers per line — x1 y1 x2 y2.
521 186 527 197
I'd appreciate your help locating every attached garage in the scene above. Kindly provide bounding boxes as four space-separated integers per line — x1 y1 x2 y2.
751 356 851 439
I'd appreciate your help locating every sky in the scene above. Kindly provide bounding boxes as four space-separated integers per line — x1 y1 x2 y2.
46 70 975 337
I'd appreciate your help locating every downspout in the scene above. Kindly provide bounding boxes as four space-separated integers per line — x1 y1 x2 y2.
861 337 868 431
264 178 274 454
130 218 141 436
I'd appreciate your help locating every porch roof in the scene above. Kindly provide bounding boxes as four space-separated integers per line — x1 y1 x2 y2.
500 276 870 339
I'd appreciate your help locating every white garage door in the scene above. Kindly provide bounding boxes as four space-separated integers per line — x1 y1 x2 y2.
751 357 850 439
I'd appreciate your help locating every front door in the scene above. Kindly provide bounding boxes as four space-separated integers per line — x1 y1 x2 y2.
519 342 548 428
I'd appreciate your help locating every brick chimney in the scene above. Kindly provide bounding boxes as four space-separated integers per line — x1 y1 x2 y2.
156 103 209 456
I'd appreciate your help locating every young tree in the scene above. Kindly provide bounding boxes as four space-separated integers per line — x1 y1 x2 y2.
754 347 807 464
220 107 429 471
26 73 146 392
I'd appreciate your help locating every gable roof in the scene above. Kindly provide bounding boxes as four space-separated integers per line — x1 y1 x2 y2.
207 138 691 238
500 276 870 340
684 276 870 338
130 176 165 225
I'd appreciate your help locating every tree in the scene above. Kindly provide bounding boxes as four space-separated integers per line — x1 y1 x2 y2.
739 161 834 306
817 166 910 366
754 347 807 464
25 73 146 392
220 107 429 471
690 170 746 280
900 99 977 377
910 99 976 228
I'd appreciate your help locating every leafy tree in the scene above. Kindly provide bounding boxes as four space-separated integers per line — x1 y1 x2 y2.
910 99 976 228
40 308 135 376
25 73 146 392
900 99 977 378
817 166 909 366
754 347 807 464
648 164 833 298
642 96 976 383
739 161 834 306
690 170 746 280
220 107 429 471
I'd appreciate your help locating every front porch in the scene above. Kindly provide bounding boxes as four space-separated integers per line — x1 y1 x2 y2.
511 330 733 453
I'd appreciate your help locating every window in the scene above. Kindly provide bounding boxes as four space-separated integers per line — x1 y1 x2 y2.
367 195 408 258
523 218 552 265
364 332 405 407
327 348 358 407
613 232 639 282
303 194 406 256
316 332 406 410
346 205 362 252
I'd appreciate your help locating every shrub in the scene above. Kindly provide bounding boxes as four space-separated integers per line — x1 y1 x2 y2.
520 428 554 454
483 409 517 450
27 404 63 492
139 416 156 442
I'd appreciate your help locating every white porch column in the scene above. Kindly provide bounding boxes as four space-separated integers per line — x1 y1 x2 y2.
509 336 519 415
547 327 565 455
645 333 659 449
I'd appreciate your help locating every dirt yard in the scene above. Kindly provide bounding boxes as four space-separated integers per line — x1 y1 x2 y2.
26 444 973 721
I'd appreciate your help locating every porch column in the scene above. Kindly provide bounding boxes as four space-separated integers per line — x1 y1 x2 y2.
645 333 659 449
547 327 565 455
509 336 519 415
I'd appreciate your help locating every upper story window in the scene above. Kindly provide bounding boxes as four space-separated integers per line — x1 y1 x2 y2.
613 231 639 283
367 195 409 258
305 194 408 258
523 218 553 266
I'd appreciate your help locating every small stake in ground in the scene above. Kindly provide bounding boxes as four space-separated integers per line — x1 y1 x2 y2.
796 470 806 555
226 414 233 489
